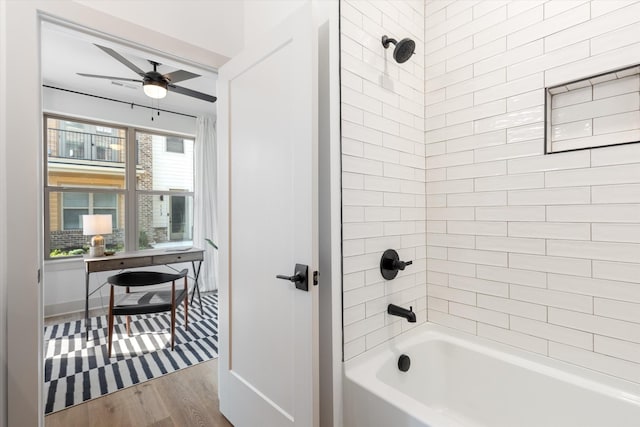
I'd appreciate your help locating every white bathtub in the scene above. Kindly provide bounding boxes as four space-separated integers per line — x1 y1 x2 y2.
344 323 640 427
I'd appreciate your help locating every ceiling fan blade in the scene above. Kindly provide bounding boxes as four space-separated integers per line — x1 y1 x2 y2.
163 70 200 84
94 44 146 77
77 73 143 83
168 84 217 103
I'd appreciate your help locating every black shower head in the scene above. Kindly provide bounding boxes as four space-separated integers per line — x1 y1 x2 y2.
381 35 415 64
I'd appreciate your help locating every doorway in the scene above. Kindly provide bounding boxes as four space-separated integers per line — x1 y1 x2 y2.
170 195 186 240
40 16 220 422
3 2 236 425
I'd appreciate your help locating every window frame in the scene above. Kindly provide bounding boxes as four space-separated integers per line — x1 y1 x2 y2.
44 113 195 260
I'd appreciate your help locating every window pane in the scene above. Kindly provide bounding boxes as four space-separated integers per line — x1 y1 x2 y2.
137 194 193 249
47 117 126 188
63 192 89 208
63 208 88 230
136 132 194 191
166 137 184 153
93 193 117 208
48 191 125 258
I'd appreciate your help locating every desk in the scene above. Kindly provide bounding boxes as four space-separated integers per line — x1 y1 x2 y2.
84 247 204 337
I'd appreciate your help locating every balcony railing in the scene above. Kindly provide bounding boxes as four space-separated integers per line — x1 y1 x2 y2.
47 128 125 163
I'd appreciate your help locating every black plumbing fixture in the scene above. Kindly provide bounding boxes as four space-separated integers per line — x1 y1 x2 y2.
381 35 416 63
380 249 413 280
388 304 416 323
398 354 411 372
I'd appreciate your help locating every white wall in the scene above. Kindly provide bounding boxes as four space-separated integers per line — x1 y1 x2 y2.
243 0 304 48
340 0 426 361
74 0 245 59
314 3 343 426
0 0 8 424
44 260 197 316
3 2 44 425
44 87 199 135
424 0 640 384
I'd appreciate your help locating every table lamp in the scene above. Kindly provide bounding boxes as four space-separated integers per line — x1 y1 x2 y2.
83 214 113 257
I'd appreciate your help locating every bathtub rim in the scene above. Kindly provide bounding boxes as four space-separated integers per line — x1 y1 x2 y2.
344 321 640 425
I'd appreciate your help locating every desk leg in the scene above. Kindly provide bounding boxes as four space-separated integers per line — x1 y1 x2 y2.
85 271 90 339
190 260 203 311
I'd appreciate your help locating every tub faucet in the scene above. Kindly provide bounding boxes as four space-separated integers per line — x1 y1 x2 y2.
387 304 416 323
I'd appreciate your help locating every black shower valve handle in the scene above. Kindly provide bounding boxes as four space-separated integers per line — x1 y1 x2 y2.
393 259 413 271
380 249 413 280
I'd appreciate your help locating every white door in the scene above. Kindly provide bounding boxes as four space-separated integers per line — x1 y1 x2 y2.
217 5 319 427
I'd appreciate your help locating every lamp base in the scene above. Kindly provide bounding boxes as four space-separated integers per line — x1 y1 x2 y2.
90 235 105 257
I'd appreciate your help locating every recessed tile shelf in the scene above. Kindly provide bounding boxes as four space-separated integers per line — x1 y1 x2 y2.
545 65 640 154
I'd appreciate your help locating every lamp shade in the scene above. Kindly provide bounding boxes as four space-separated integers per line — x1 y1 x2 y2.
82 214 113 236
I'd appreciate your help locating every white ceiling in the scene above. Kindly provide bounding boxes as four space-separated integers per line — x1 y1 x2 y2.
41 21 218 118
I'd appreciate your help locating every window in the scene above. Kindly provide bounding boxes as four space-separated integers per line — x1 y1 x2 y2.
61 193 118 230
61 192 89 230
44 115 195 259
95 125 113 134
166 137 185 153
136 131 194 249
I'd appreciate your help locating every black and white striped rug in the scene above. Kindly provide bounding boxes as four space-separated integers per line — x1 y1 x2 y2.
44 292 218 415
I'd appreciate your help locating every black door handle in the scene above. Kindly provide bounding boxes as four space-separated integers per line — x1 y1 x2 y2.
276 264 309 291
276 273 303 282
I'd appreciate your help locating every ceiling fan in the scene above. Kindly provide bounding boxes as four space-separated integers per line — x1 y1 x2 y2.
77 44 217 103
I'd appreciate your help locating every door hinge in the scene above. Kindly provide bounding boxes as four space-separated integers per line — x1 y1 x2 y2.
313 270 319 286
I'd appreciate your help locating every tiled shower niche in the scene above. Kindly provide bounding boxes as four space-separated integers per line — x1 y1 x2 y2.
546 65 640 153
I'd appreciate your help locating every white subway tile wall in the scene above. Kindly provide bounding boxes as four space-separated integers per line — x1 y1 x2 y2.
424 0 640 383
341 0 426 361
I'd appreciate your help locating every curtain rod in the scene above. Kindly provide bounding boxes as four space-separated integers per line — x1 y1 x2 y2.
42 85 198 119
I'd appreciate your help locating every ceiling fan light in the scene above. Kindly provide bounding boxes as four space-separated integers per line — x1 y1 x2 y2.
143 80 167 99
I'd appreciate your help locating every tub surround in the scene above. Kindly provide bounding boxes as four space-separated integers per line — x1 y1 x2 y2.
341 0 427 360
341 0 640 390
423 0 640 385
345 322 640 427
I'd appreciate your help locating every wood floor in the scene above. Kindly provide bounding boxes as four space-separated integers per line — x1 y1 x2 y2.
45 358 232 427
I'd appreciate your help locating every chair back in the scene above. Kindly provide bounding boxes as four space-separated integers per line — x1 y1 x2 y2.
108 269 188 287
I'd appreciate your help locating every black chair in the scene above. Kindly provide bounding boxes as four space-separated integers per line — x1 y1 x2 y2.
106 269 189 357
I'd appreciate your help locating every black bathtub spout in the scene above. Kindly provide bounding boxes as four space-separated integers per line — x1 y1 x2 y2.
387 304 416 323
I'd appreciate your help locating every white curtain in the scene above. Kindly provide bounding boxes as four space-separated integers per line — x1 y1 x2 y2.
193 116 218 291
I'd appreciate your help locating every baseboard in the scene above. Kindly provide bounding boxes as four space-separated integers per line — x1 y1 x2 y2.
45 296 107 318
